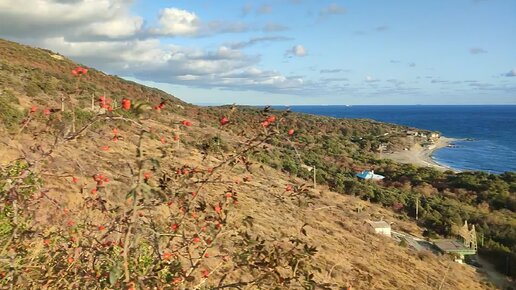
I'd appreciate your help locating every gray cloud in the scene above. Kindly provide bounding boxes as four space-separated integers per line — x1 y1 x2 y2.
227 36 292 49
470 47 487 54
200 21 250 35
503 69 516 77
409 62 416 67
375 25 389 32
286 45 307 57
257 4 273 14
321 77 348 82
241 4 253 16
386 79 405 86
262 23 289 32
319 3 346 18
320 69 343 74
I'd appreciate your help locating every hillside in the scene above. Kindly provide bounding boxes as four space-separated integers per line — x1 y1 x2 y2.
0 39 506 289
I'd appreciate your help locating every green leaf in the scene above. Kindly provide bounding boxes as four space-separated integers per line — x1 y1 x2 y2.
109 261 123 286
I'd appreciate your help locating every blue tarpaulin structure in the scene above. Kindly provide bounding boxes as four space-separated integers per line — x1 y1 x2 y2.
356 170 385 180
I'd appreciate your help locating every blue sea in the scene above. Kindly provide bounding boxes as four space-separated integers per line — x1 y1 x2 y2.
283 105 516 174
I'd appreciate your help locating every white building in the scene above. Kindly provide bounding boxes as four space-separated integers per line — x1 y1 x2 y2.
367 220 391 237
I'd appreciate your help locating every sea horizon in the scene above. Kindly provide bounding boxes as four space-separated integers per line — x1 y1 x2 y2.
203 104 516 174
197 103 516 107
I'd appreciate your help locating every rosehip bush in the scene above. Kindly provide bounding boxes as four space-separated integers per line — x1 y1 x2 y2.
0 66 327 289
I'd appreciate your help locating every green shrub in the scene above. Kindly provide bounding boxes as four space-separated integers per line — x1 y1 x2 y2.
0 96 24 132
1 89 19 104
25 81 42 97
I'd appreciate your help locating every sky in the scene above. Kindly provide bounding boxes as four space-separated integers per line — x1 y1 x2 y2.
0 0 515 105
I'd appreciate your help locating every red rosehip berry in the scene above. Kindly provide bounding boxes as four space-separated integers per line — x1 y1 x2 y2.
121 99 131 110
220 116 229 126
162 252 172 261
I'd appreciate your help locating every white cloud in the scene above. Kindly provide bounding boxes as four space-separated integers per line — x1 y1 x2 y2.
0 0 310 95
0 1 249 40
0 0 142 39
83 16 144 38
287 45 307 57
35 36 312 94
365 75 379 83
151 8 249 37
156 8 200 36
